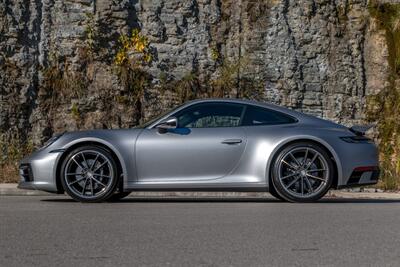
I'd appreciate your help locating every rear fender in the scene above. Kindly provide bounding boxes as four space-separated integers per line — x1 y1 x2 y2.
265 135 343 188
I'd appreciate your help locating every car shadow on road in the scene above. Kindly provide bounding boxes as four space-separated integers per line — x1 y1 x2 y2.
40 197 400 204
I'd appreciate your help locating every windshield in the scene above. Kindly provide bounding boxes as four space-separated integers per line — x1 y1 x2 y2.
136 103 186 128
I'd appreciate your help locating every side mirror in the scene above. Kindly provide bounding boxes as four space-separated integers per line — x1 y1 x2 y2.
155 117 178 134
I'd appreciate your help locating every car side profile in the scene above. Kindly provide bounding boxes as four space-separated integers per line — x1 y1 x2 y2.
18 99 380 202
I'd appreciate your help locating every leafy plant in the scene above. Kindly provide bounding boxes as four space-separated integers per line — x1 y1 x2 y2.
71 103 80 121
210 46 221 62
114 29 152 67
114 29 153 124
83 12 98 60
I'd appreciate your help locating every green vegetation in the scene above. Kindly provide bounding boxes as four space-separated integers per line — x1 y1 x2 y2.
42 51 88 101
114 29 152 66
83 12 98 60
210 46 221 62
367 1 400 190
114 29 153 124
71 103 81 122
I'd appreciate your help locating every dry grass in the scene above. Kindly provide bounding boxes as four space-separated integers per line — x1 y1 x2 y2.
0 163 19 183
0 136 34 183
367 1 400 190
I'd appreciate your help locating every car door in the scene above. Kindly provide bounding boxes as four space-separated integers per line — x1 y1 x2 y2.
135 102 247 182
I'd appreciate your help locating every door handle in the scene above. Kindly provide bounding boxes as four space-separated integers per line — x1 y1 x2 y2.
221 139 243 145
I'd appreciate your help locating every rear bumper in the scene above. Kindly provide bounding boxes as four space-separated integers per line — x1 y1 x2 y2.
328 139 379 187
338 166 380 189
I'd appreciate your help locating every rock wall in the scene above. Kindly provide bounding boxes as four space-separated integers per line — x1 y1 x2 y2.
0 0 390 147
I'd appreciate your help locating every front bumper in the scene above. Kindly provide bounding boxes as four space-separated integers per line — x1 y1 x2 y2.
18 149 63 193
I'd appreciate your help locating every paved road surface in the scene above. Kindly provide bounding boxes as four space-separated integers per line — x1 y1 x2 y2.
1 196 400 267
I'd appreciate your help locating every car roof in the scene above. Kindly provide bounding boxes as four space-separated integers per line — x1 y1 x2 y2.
149 98 344 129
187 98 345 128
185 98 304 118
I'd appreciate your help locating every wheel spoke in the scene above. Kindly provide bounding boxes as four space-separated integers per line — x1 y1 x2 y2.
289 152 301 168
282 159 297 170
93 173 112 179
66 173 82 176
93 161 107 173
68 177 85 186
81 178 89 195
72 157 85 170
300 177 304 195
306 173 325 182
90 178 94 196
80 152 90 169
304 176 313 193
306 153 318 170
285 177 300 189
90 153 100 171
91 177 107 188
302 148 309 167
280 172 297 180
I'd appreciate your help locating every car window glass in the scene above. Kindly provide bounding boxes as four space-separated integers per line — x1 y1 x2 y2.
175 103 244 128
242 105 296 126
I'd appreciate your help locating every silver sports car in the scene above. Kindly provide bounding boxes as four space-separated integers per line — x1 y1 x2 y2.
19 99 379 202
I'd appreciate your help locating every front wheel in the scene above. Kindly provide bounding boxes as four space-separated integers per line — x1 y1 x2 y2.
271 142 334 203
61 146 119 202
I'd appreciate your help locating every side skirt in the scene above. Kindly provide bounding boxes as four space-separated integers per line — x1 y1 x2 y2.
124 183 269 192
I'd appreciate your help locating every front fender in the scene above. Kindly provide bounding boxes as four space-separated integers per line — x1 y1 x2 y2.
51 129 140 191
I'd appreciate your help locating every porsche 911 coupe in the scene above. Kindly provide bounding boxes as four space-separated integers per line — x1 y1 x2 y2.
18 99 379 202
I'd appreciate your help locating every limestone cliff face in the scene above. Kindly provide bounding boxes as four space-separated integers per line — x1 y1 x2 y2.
0 0 390 147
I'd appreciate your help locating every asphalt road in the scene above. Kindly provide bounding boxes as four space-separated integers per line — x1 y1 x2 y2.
1 196 400 267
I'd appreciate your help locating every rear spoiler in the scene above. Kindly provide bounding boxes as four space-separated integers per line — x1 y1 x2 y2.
349 125 374 136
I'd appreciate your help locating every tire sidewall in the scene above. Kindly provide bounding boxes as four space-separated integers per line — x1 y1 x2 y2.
60 145 119 202
271 142 334 203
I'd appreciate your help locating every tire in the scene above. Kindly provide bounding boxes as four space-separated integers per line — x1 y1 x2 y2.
271 142 334 203
61 145 120 202
107 192 131 202
268 184 286 201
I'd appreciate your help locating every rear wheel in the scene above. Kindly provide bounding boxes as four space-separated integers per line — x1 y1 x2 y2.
271 142 334 202
61 146 119 202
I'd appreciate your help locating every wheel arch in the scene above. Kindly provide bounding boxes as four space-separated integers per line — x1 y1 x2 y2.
266 136 342 190
54 139 127 193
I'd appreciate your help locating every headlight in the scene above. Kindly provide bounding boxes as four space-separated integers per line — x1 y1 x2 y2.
41 133 64 149
340 136 373 144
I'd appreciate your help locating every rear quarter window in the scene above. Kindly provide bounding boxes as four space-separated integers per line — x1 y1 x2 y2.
242 105 297 126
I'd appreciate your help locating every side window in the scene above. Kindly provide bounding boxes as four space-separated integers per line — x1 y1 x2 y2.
242 105 297 126
175 103 245 128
